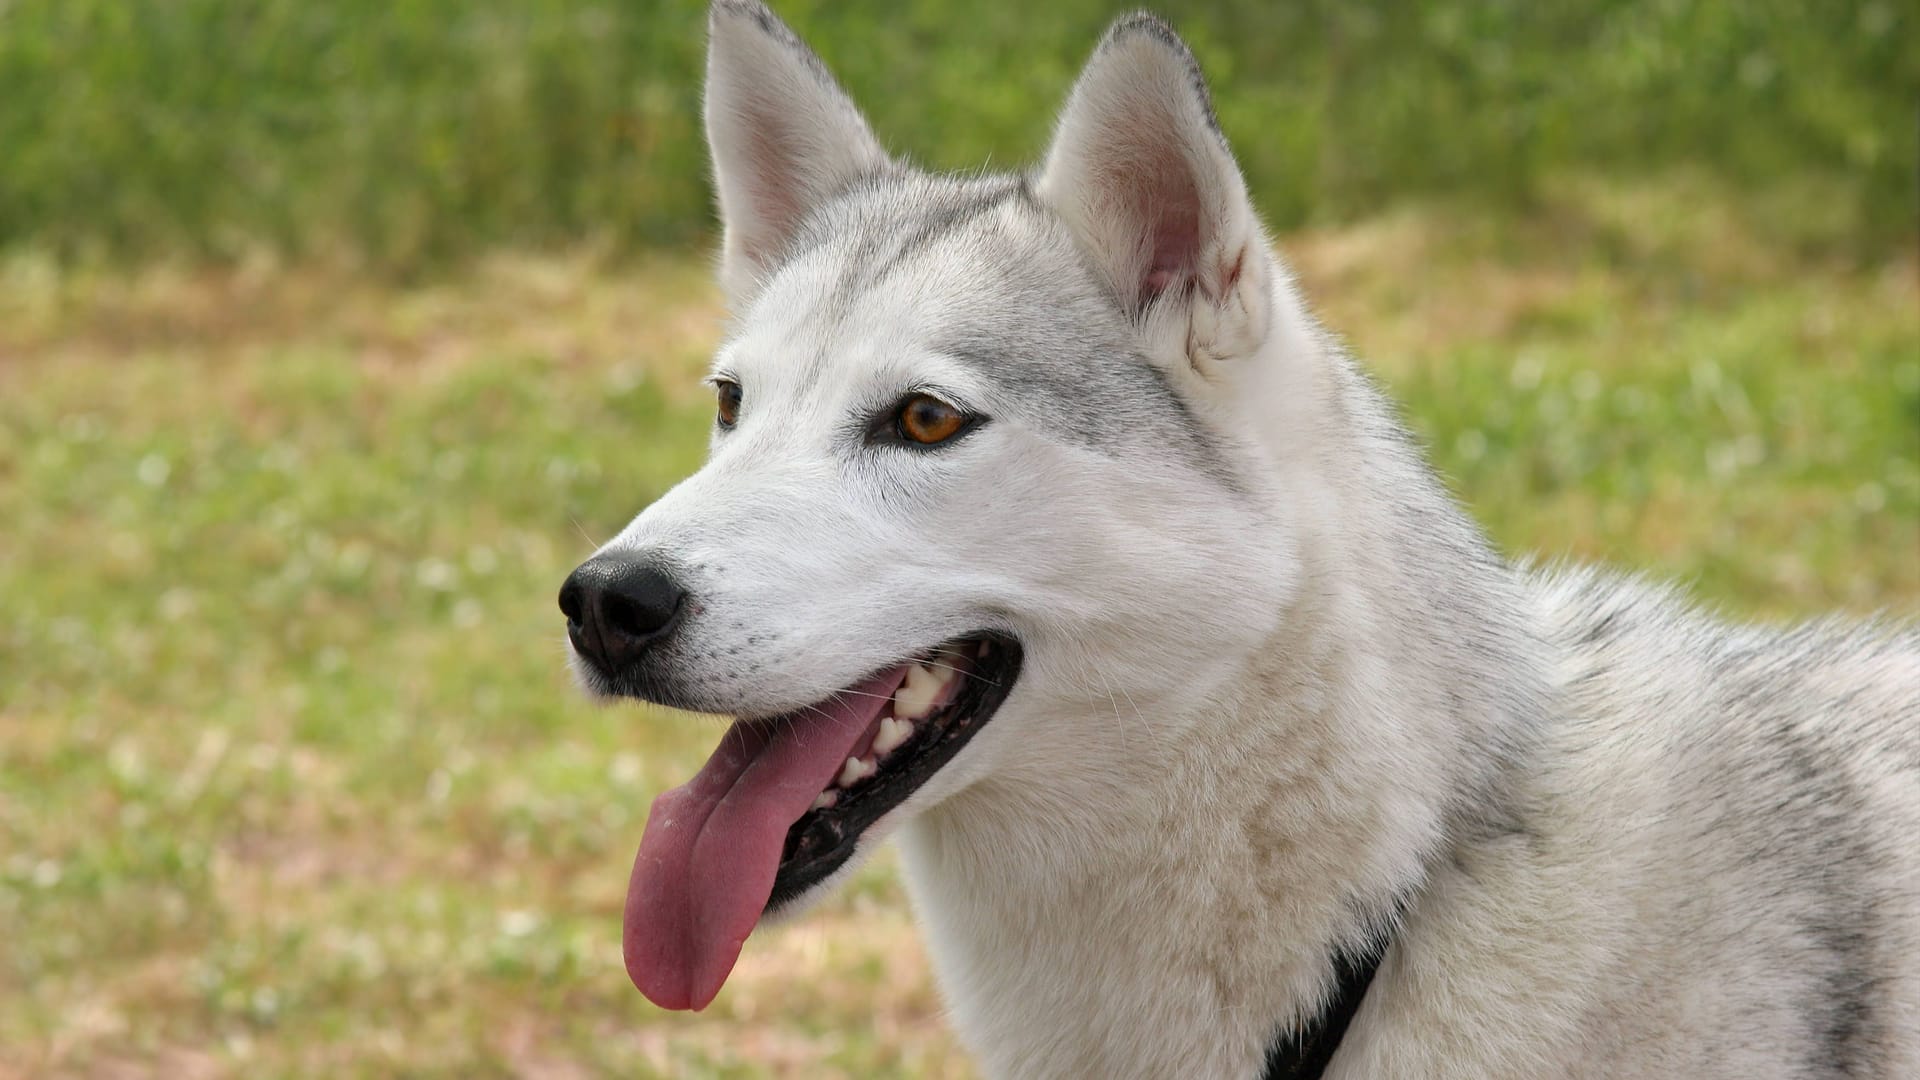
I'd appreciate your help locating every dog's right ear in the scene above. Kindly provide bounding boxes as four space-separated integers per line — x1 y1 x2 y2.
705 1 891 305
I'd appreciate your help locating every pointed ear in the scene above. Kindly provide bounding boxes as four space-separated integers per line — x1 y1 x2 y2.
705 1 892 304
1037 16 1271 366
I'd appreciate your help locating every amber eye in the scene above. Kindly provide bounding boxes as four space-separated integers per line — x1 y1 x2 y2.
715 380 742 428
897 394 968 445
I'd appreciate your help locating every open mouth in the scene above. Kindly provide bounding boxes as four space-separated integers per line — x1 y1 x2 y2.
623 633 1022 1011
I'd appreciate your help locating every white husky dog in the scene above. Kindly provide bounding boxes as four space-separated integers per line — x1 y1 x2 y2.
558 3 1920 1076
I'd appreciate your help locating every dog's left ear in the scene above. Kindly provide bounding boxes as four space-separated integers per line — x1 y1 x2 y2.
1038 16 1271 369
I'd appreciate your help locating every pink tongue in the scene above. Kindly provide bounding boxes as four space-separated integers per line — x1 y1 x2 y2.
623 666 908 1010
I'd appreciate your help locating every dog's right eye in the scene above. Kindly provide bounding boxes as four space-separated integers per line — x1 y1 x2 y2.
715 380 743 429
897 394 968 445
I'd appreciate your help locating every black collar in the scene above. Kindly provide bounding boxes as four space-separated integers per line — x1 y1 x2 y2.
1259 940 1389 1080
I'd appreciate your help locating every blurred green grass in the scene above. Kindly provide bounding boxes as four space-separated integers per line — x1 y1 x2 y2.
0 0 1912 268
0 0 1916 1076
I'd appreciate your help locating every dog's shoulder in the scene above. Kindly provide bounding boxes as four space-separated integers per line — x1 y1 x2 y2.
1529 562 1919 754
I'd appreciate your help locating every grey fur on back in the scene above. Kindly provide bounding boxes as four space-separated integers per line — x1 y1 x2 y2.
1515 570 1920 1075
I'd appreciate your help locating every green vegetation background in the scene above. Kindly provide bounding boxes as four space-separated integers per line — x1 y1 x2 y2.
1 1 1916 1076
1 0 1913 267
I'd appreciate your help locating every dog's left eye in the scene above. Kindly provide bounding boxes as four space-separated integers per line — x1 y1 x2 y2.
714 380 743 429
896 394 968 445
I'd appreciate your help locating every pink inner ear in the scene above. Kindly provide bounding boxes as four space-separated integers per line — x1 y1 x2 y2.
1127 141 1203 306
738 120 808 257
1140 203 1200 304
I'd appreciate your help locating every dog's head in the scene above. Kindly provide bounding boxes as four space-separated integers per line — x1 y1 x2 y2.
562 0 1309 1010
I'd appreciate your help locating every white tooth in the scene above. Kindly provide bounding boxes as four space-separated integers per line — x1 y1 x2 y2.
811 790 838 811
837 755 876 788
894 664 946 718
872 716 913 756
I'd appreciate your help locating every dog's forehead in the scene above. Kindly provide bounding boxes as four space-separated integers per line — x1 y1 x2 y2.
717 171 1228 473
725 174 1103 384
731 178 1098 375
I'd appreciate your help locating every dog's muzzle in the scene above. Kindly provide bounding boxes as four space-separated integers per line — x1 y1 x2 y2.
558 554 686 675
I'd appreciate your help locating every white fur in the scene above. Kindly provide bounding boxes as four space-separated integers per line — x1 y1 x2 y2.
582 5 1920 1077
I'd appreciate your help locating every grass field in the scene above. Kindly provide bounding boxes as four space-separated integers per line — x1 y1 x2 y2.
2 175 1914 1076
2 0 1911 266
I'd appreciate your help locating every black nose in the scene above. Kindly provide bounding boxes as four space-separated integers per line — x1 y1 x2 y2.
559 556 686 673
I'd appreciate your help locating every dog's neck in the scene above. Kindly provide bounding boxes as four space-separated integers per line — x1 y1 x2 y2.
897 305 1548 1077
